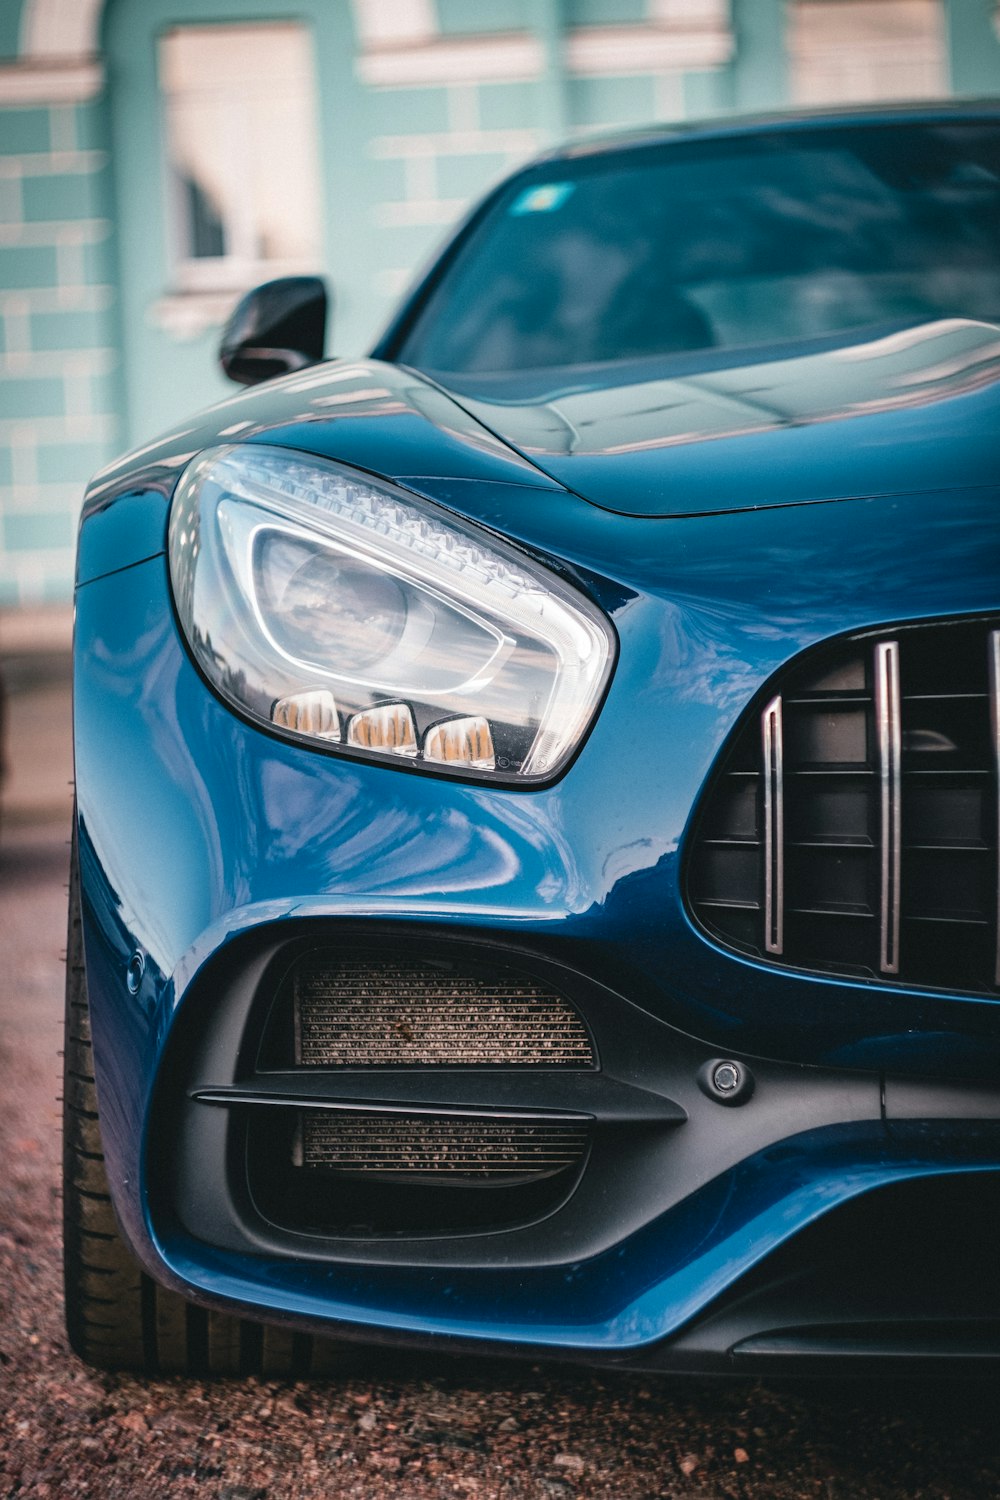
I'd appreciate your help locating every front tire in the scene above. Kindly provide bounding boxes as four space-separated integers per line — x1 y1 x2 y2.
62 816 346 1376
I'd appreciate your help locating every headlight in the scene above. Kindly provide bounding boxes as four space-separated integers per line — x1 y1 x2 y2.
168 445 614 782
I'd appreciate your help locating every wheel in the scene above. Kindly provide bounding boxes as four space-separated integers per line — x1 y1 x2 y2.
62 812 347 1376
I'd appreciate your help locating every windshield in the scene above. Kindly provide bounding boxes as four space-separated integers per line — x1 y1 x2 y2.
397 122 1000 375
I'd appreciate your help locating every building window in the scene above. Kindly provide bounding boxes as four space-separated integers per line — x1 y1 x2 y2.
790 0 946 106
159 23 322 293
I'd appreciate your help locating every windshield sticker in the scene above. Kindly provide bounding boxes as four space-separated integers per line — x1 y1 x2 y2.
509 182 575 216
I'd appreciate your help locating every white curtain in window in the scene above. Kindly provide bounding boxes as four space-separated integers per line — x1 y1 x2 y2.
160 24 322 289
790 0 946 106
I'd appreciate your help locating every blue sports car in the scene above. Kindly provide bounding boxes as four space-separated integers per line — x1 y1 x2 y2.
67 104 1000 1376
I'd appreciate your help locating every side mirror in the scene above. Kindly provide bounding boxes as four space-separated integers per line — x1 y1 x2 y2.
218 276 329 386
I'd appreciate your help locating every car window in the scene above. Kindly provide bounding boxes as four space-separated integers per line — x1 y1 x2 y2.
398 123 1000 373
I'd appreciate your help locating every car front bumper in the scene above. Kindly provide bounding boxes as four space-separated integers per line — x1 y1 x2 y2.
74 478 1000 1367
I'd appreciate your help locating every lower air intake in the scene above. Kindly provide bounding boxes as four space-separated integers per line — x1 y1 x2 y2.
296 1111 589 1184
248 1108 589 1234
289 949 594 1068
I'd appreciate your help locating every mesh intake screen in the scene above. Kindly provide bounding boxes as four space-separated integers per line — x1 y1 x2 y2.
292 952 594 1067
297 1112 589 1181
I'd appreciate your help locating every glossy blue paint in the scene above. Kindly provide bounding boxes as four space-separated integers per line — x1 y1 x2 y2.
439 319 1000 516
78 320 1000 576
76 489 1000 1072
71 110 1000 1352
152 1133 1000 1350
74 463 1000 1345
72 356 565 579
80 357 560 529
76 485 169 585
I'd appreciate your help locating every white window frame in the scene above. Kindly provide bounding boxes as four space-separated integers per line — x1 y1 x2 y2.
790 0 947 107
159 21 322 295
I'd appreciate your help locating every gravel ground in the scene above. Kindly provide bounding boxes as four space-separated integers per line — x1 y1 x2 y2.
3 819 1000 1500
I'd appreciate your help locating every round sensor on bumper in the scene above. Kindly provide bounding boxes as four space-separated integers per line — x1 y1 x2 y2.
698 1058 754 1106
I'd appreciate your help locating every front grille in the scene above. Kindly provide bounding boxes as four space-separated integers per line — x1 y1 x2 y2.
295 1112 589 1183
289 950 594 1068
688 616 1000 995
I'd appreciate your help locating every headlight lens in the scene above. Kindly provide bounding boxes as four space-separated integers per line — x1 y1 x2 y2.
168 445 614 782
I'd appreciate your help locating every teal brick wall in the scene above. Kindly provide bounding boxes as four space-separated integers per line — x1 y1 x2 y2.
4 508 76 552
35 440 112 485
0 243 60 287
568 73 658 128
3 0 1000 606
684 67 734 118
0 105 52 153
945 0 1000 95
567 0 647 24
0 10 22 61
28 308 109 350
0 175 21 223
21 170 104 221
435 150 513 200
366 86 454 136
0 90 121 606
730 0 787 111
437 0 530 33
478 81 539 132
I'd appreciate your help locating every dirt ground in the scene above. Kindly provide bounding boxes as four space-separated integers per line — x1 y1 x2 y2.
2 682 1000 1498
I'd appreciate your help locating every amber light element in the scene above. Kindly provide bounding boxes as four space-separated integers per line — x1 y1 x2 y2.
424 715 495 769
272 688 340 740
346 702 418 756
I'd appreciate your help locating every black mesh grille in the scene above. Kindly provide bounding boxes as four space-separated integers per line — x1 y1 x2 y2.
290 951 595 1068
248 1108 589 1234
688 616 1000 995
296 1112 589 1183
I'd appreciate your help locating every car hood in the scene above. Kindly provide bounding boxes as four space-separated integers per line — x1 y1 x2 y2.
425 317 1000 517
83 316 1000 567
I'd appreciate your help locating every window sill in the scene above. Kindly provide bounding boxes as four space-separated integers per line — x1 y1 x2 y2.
149 291 241 341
